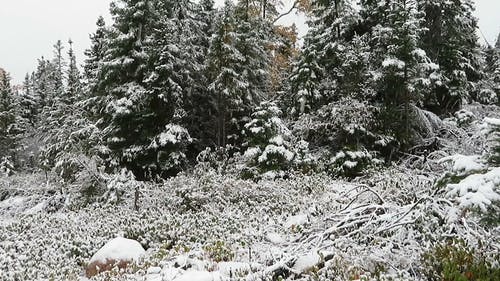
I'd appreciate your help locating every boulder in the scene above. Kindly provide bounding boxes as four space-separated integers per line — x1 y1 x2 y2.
86 237 145 277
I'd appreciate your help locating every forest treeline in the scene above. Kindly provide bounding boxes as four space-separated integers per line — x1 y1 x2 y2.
0 0 499 184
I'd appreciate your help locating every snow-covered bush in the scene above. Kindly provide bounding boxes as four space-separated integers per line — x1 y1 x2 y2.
473 78 499 105
292 99 389 177
438 153 499 213
195 146 236 174
437 118 500 216
292 139 317 174
103 168 141 205
0 156 15 176
454 109 476 127
242 101 296 178
328 149 379 178
293 99 379 149
484 117 500 165
148 123 192 178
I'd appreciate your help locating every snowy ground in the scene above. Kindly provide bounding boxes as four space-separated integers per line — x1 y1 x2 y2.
0 105 499 280
1 169 496 281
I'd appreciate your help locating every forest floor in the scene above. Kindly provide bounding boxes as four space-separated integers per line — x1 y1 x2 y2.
0 104 499 281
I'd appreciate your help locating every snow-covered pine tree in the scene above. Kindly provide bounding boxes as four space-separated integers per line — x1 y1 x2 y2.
67 39 82 101
0 69 21 174
51 40 66 98
84 16 108 85
476 43 500 105
269 24 299 94
486 118 500 166
496 31 500 49
288 0 356 114
185 0 218 151
18 73 38 126
93 0 157 179
32 58 56 116
488 34 500 102
370 0 439 148
38 40 86 181
198 0 216 52
82 16 110 127
418 0 481 114
234 3 271 105
242 101 295 178
207 0 270 148
141 0 201 177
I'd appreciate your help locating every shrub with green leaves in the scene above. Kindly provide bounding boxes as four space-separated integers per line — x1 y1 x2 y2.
421 240 500 281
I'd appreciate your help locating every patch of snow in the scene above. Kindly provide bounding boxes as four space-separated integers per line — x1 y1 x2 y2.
266 232 286 244
269 135 284 146
25 201 46 215
439 154 485 175
258 145 294 163
382 58 406 69
285 214 309 228
0 196 28 209
343 161 358 169
485 117 500 126
292 251 321 273
157 124 191 146
174 255 207 271
147 267 162 274
243 147 261 159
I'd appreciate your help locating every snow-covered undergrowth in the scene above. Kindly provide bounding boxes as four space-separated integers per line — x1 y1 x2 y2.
0 105 499 280
0 166 498 280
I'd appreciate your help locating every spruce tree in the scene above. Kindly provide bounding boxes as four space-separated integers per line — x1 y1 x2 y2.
187 0 218 150
94 0 156 179
234 7 271 104
39 41 80 176
418 0 481 114
82 16 110 124
67 39 82 101
289 0 356 114
206 0 270 148
51 40 65 97
356 0 440 149
33 58 55 114
496 31 500 49
0 69 20 172
207 0 245 147
142 0 200 177
84 16 108 84
19 73 38 125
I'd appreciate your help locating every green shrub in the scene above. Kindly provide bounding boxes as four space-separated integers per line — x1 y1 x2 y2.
203 241 234 262
421 239 500 281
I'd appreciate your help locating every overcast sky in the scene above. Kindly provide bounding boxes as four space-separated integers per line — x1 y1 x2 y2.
0 0 498 83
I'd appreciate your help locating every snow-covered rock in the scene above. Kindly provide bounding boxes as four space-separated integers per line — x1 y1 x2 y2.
89 237 145 264
86 237 145 277
292 251 321 273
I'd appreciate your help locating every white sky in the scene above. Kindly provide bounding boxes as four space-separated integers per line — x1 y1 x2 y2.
0 0 498 83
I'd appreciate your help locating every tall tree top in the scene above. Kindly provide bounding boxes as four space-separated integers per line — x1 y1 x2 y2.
0 68 7 88
496 30 500 49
